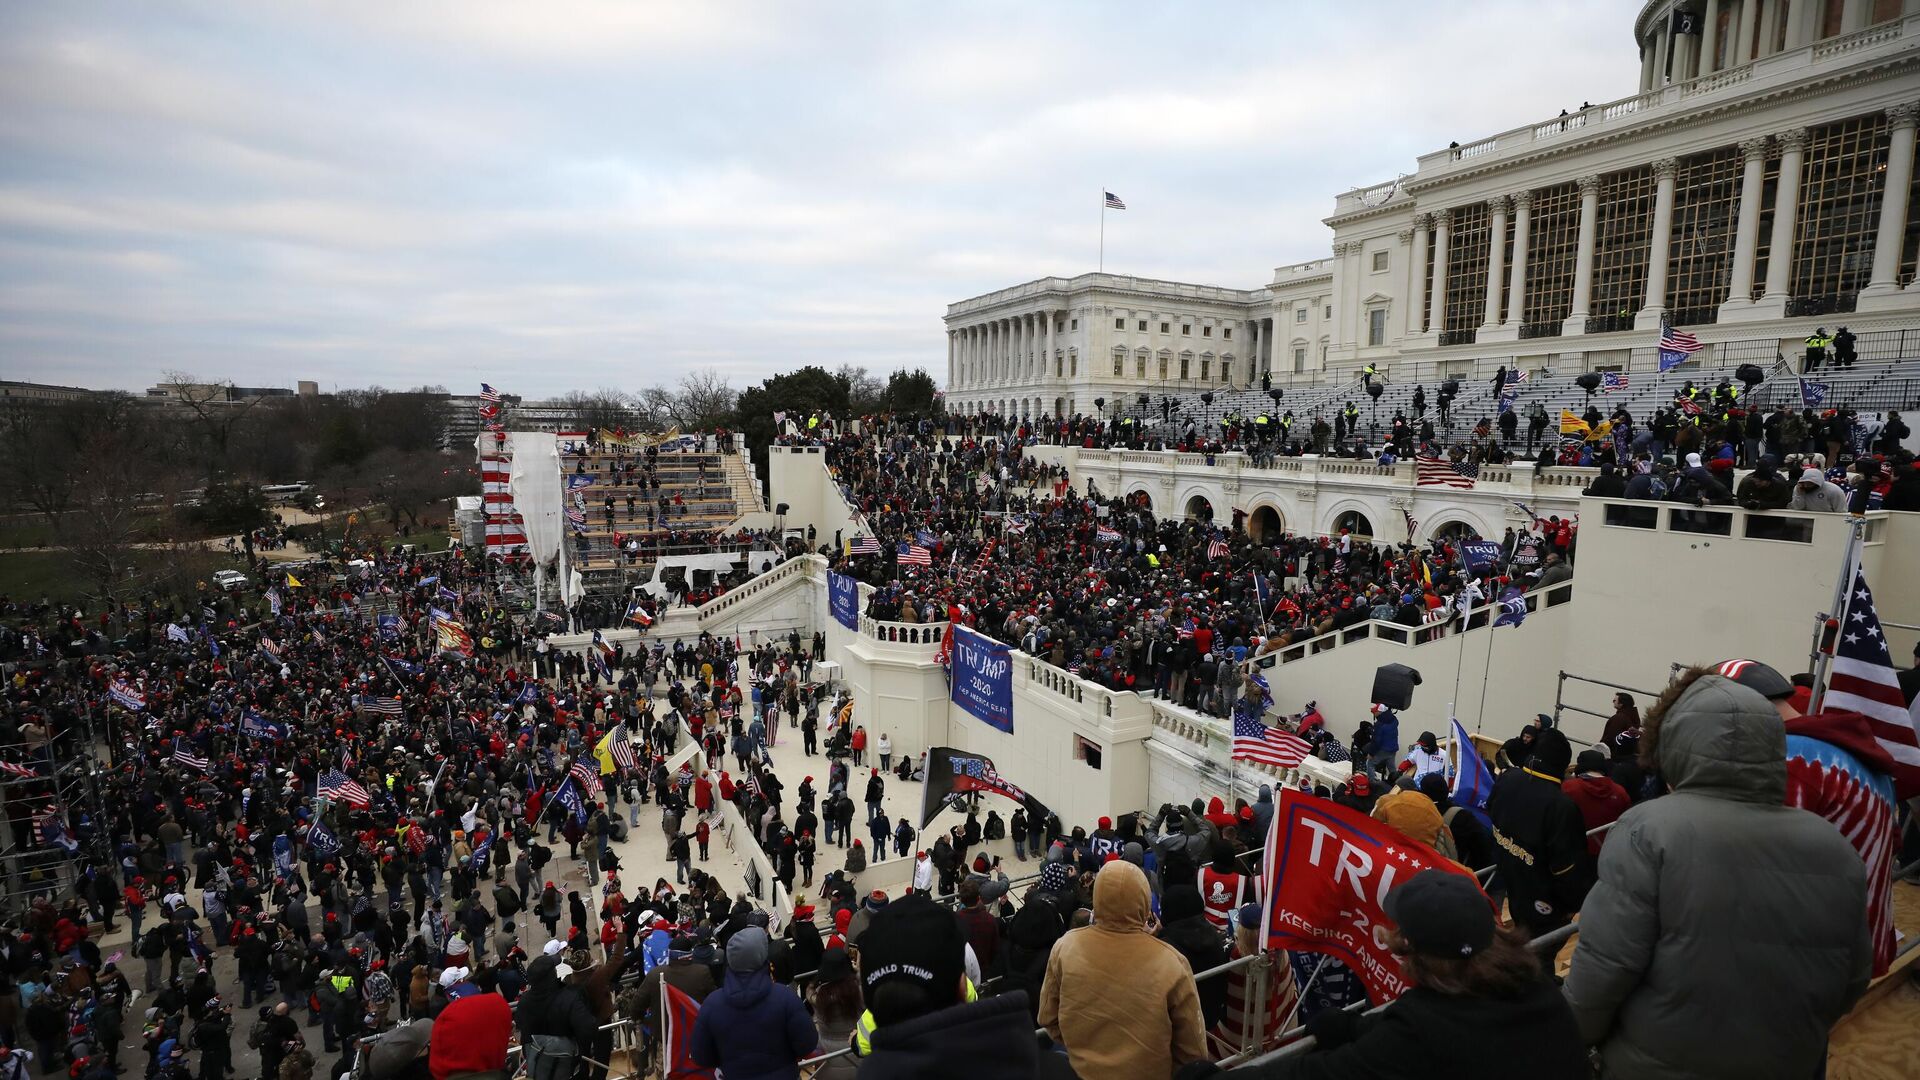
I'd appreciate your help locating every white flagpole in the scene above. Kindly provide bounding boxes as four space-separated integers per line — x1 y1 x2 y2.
1099 188 1106 273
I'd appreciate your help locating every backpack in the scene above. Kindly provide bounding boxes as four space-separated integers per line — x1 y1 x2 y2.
246 1018 269 1051
139 928 167 959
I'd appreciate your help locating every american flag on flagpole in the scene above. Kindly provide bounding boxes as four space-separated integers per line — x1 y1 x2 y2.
1104 191 1127 210
569 758 604 798
1415 456 1479 489
848 535 881 555
171 740 210 773
363 695 405 716
318 768 372 808
1232 715 1312 769
1658 326 1702 353
1207 536 1230 560
1599 372 1630 393
897 542 932 566
608 725 639 772
479 383 502 404
1824 568 1920 793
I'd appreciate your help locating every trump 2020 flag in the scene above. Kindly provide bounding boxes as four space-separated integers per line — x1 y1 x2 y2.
1260 789 1485 1003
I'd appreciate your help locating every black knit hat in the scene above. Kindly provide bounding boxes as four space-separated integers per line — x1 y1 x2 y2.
856 895 966 1026
1383 869 1495 959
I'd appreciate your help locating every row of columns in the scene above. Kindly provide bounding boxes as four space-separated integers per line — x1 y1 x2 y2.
1642 0 1904 92
1408 103 1918 338
948 310 1064 389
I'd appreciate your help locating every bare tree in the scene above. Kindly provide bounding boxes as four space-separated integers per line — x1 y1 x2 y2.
633 385 678 432
670 371 738 431
837 364 886 414
160 371 271 482
558 389 642 433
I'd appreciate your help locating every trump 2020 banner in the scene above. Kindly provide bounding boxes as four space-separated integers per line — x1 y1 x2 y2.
1460 540 1503 576
827 571 859 631
950 624 1013 733
1260 789 1484 1003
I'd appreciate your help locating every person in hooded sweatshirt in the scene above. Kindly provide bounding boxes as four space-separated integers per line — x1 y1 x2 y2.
1039 859 1206 1080
689 927 817 1080
851 895 1075 1079
1735 455 1793 509
1560 750 1630 859
1562 672 1872 1079
1485 727 1591 938
1155 885 1229 1028
513 955 597 1080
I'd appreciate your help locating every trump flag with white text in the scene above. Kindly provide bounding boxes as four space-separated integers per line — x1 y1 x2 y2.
1260 789 1485 1003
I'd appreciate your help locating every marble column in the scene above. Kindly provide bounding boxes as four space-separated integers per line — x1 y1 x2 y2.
1735 0 1759 64
1760 128 1810 306
1505 191 1533 327
1428 211 1451 338
1407 214 1431 334
1840 0 1869 32
1722 137 1770 315
1564 175 1603 333
1249 319 1261 379
1481 196 1509 331
1862 104 1920 305
1637 157 1680 328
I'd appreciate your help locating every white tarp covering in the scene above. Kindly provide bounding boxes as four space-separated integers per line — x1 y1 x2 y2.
506 432 570 602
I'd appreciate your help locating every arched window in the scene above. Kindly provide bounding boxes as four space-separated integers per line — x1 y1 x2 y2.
1334 510 1375 538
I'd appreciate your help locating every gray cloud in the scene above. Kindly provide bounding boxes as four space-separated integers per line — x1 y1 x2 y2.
0 0 1636 395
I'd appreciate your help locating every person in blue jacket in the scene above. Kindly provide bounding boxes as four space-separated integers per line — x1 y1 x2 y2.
690 927 818 1080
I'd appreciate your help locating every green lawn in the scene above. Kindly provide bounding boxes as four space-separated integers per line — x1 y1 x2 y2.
0 547 238 611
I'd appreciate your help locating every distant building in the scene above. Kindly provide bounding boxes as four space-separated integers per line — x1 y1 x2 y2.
0 380 96 404
143 381 311 406
948 1 1920 416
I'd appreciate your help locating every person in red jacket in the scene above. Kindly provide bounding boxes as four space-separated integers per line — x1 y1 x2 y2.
1561 749 1630 857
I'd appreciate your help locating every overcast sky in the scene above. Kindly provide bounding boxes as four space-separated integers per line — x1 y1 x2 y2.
0 1 1640 397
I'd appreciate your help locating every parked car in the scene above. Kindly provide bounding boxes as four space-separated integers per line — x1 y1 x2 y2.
212 570 250 592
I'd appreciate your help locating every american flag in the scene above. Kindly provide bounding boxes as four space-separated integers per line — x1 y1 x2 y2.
1066 659 1083 676
363 695 405 716
1232 715 1312 769
1104 191 1127 210
0 761 38 780
1658 326 1703 353
479 383 502 404
608 724 639 771
171 740 210 773
1824 569 1920 793
1207 536 1231 560
318 768 372 808
569 758 604 798
1507 370 1531 385
897 542 932 566
1599 372 1630 393
848 535 881 555
744 769 762 799
1415 456 1478 489
35 803 76 853
1175 621 1196 641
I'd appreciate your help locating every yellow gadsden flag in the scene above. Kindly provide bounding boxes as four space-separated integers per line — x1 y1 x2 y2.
285 572 303 589
1559 410 1612 444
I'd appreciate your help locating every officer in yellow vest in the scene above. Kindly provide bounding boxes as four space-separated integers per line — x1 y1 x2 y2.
1804 328 1830 373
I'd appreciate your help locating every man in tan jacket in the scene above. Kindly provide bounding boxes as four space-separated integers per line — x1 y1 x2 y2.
1038 859 1207 1079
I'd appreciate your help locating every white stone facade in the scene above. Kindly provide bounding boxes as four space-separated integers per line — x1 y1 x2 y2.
949 2 1920 415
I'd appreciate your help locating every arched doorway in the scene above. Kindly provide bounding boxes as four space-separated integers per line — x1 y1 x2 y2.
1431 519 1480 544
1185 494 1214 523
1127 487 1154 513
1055 396 1067 417
1248 505 1284 544
1333 510 1375 539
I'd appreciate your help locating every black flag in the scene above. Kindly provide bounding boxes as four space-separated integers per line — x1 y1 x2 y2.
919 746 1049 829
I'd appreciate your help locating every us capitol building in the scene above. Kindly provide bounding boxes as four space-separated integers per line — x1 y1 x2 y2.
945 0 1920 418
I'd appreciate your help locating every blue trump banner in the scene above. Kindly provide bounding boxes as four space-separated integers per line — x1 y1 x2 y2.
950 624 1013 733
828 571 859 631
1460 540 1503 576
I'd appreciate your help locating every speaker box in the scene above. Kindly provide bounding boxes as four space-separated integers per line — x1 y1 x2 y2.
1371 663 1423 711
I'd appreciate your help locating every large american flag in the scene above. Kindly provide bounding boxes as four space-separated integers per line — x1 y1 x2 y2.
848 535 881 555
1104 191 1127 210
479 383 502 404
318 768 372 808
569 758 604 798
1825 568 1920 793
1232 714 1312 768
363 695 405 716
1658 326 1703 353
897 542 932 566
1207 536 1231 560
1415 456 1478 489
171 740 210 773
1600 372 1630 393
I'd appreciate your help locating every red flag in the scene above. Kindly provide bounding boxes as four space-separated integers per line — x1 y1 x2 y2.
1260 789 1484 1003
660 982 714 1079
